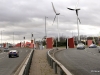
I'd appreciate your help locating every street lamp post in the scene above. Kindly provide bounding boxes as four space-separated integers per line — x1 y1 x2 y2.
1 31 2 47
13 32 14 45
45 16 48 38
23 36 25 47
1 30 4 47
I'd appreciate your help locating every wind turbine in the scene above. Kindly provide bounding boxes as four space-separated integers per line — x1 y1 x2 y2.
67 0 81 43
51 2 60 42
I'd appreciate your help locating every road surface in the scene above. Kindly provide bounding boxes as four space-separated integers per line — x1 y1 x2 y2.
54 48 100 75
0 48 31 75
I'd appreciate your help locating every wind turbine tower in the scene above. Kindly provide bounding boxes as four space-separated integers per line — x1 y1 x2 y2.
67 0 81 43
51 2 60 42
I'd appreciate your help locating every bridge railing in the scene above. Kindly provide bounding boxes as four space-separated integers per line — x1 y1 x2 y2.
47 49 72 75
15 49 34 75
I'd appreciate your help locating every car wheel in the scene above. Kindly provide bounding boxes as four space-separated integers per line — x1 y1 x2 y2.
17 55 19 57
99 51 100 53
9 55 11 58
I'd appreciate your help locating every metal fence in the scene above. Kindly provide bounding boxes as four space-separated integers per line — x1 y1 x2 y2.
16 49 34 75
22 49 34 75
47 49 72 75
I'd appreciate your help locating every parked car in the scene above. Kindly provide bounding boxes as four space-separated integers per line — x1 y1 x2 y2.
77 43 85 49
4 48 9 52
89 44 97 48
8 50 19 58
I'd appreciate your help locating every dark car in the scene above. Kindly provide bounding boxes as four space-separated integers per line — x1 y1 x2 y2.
77 43 85 49
8 50 19 58
89 44 97 48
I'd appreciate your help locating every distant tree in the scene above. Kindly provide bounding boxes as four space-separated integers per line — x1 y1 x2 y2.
53 36 66 47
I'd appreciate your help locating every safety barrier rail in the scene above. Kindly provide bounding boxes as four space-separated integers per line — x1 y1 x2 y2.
17 49 34 75
47 49 72 75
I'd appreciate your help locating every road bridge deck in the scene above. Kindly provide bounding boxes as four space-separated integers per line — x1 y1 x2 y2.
29 49 58 75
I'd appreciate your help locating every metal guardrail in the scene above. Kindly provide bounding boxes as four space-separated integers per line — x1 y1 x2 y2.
47 49 73 75
17 49 34 75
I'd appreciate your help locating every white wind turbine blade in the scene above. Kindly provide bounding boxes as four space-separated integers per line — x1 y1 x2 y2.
75 0 79 9
76 9 81 24
67 7 75 10
52 15 56 25
78 17 81 24
75 0 81 24
51 2 57 14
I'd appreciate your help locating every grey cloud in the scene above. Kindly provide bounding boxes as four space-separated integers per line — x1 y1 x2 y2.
0 0 100 43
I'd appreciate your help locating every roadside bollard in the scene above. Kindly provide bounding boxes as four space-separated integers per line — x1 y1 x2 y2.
48 56 50 65
51 59 53 69
60 67 64 75
47 54 49 63
54 62 57 74
50 58 51 66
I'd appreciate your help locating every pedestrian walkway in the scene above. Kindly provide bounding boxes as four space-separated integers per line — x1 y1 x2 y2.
29 49 57 75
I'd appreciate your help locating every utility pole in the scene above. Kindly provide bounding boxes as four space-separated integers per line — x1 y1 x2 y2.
1 31 2 47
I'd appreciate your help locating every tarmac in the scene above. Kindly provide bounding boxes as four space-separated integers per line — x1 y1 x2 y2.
29 49 58 75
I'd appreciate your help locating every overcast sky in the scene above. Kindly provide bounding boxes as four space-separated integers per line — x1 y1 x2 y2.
0 0 100 44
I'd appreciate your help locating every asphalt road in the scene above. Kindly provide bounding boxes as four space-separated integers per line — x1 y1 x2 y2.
0 48 31 75
54 48 100 75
